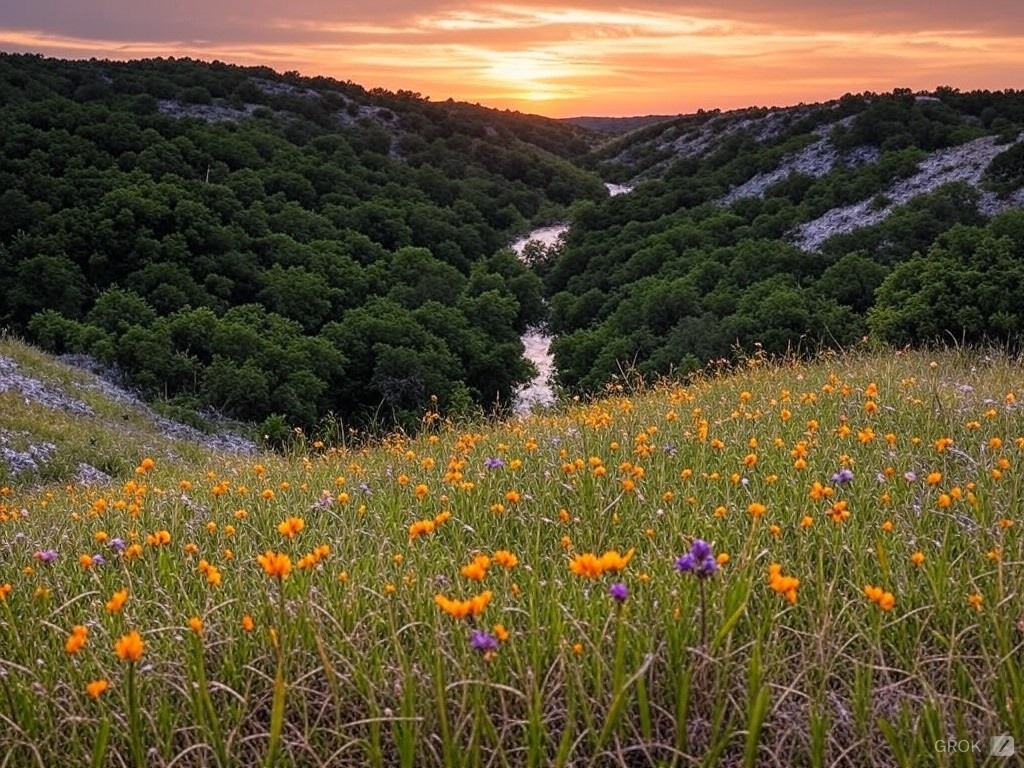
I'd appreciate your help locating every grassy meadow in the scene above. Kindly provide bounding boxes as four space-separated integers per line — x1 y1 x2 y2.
1 345 1022 767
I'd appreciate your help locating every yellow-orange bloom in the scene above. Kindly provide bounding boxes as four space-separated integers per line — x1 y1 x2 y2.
434 590 492 619
277 516 305 538
748 502 766 518
86 679 109 699
65 625 88 654
493 550 518 569
409 519 435 539
146 529 171 546
768 564 799 604
461 554 491 581
569 552 604 579
188 616 204 636
864 584 896 611
968 593 983 612
569 548 634 578
910 552 925 567
105 589 128 613
598 548 634 572
114 630 145 662
257 550 292 580
0 583 11 601
241 614 255 632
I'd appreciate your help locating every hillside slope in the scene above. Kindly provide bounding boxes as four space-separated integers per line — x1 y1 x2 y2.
0 343 1021 766
0 53 611 432
0 334 253 485
541 89 1024 392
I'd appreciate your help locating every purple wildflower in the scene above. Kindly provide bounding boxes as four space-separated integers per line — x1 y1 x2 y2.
676 553 696 572
609 582 629 603
484 457 505 469
832 468 855 484
108 538 126 553
469 629 500 653
676 539 717 579
33 549 58 563
91 554 105 567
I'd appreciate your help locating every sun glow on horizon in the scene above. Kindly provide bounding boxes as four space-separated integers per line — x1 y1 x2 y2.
3 1 1024 117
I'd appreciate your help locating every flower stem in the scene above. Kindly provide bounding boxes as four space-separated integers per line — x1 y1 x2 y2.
699 579 708 649
126 663 145 768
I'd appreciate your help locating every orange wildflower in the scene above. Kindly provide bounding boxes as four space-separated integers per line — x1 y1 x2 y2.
598 548 634 572
408 519 436 539
493 550 519 569
114 630 144 662
864 584 896 611
277 517 305 539
461 554 491 581
569 552 604 579
105 589 128 613
434 590 492 619
767 564 799 604
65 625 88 654
257 550 292 581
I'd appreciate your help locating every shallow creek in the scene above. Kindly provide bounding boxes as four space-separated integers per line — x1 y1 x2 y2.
510 183 631 415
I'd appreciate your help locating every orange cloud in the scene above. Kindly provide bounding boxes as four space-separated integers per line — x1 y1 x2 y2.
2 2 1023 116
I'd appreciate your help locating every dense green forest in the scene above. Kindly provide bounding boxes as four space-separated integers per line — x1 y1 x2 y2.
0 53 606 433
3 54 1024 432
543 89 1024 391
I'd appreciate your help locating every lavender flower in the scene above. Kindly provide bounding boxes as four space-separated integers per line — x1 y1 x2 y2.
484 457 505 469
108 538 126 553
33 549 58 563
832 468 855 484
91 554 105 567
609 582 629 603
469 629 499 653
676 539 717 579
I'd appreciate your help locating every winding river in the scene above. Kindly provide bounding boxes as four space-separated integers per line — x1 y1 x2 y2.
511 183 632 415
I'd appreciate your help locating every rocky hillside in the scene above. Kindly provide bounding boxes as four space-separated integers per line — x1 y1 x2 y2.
540 88 1024 393
587 91 1024 251
0 334 253 486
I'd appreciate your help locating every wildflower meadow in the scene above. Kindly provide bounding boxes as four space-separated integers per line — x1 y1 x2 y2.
1 348 1022 766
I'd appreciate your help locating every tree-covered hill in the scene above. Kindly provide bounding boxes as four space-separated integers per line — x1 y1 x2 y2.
0 53 608 433
541 88 1024 393
4 54 1024 430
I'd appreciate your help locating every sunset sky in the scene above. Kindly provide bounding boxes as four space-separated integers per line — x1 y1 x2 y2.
3 1 1023 117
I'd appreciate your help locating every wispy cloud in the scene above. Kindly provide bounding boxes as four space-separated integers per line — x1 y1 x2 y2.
2 1 1023 116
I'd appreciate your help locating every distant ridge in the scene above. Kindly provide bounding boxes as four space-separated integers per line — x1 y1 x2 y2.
560 114 679 134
